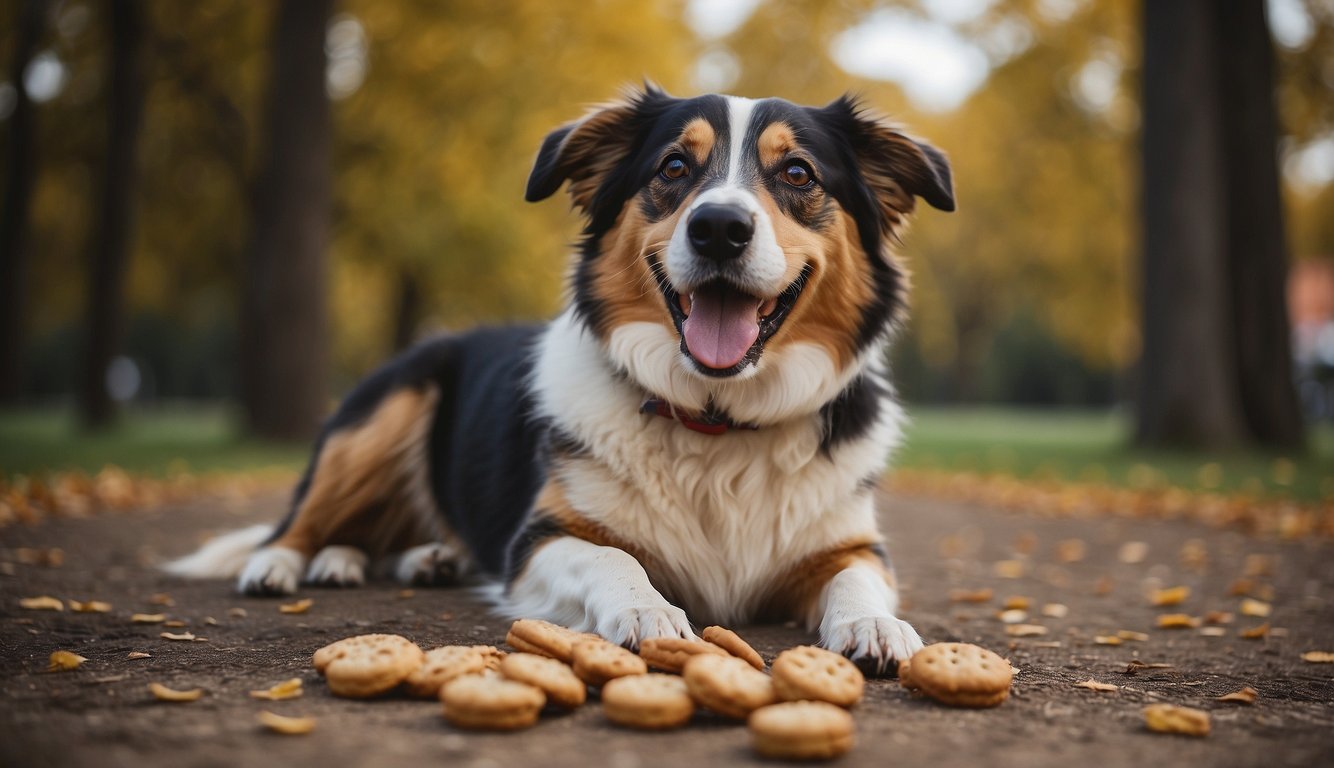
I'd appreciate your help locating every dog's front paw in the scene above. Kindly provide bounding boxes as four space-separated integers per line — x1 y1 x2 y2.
597 603 694 648
238 546 305 596
821 615 922 674
393 542 468 586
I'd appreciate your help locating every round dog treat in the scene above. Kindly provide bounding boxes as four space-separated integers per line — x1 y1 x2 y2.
499 652 587 708
701 626 765 670
749 701 855 761
440 674 546 731
505 619 586 663
404 646 491 698
572 639 648 686
683 653 776 719
897 657 918 690
602 673 695 730
771 646 865 708
905 642 1012 708
639 636 729 673
313 634 425 699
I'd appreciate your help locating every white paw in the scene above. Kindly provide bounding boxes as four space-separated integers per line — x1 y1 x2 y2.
305 546 367 587
596 603 694 648
394 542 468 586
238 546 306 596
821 615 922 672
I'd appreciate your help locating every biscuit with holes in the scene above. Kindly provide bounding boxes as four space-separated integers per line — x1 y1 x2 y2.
749 701 855 760
771 645 864 708
505 619 591 663
440 674 546 731
572 639 648 686
639 636 729 673
313 634 425 698
404 646 492 698
701 626 765 670
499 652 586 708
602 673 695 730
683 653 776 719
906 642 1011 708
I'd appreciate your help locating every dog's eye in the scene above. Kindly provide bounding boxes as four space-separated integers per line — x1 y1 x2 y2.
659 155 689 181
781 161 814 188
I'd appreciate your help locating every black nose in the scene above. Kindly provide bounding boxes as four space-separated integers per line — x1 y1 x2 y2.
687 204 754 262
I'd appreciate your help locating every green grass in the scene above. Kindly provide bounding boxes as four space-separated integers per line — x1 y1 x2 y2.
0 406 308 479
1 406 1330 503
897 407 1334 502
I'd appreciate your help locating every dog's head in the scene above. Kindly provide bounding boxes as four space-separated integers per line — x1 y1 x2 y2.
527 86 953 419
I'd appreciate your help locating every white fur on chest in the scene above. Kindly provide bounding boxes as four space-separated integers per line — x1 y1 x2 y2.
531 313 903 624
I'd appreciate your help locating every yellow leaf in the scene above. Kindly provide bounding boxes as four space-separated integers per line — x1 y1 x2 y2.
1156 614 1200 629
1149 586 1190 607
20 596 64 611
131 613 166 624
1143 704 1210 737
1005 624 1048 637
69 600 112 613
1239 598 1271 617
1301 651 1334 663
149 682 203 702
160 632 197 642
48 650 87 671
250 678 304 701
279 598 313 615
1075 679 1119 692
258 710 315 735
1216 686 1258 704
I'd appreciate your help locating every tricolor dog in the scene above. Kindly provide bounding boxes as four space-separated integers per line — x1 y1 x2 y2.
168 87 954 670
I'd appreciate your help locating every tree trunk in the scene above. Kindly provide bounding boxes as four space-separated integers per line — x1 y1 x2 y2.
1216 1 1305 449
79 0 146 429
0 0 47 403
391 267 422 352
1135 0 1303 449
240 0 333 441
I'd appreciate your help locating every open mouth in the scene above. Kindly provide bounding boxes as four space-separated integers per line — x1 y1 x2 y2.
649 257 811 377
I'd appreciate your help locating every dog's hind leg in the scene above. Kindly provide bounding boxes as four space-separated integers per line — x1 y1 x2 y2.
239 385 442 595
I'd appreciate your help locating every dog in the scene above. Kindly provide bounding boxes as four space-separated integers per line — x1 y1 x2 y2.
167 86 954 670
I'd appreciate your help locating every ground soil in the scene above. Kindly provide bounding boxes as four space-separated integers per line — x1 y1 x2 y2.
2 490 1332 767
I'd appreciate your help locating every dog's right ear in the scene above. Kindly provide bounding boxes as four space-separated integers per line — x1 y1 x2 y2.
525 85 668 212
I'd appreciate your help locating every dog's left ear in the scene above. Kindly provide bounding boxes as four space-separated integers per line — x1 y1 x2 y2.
525 85 669 213
825 96 955 218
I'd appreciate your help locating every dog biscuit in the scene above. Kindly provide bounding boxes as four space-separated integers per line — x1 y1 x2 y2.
771 645 865 708
602 673 695 730
701 626 765 670
404 645 494 698
749 701 855 761
499 652 587 708
638 636 729 673
440 674 546 731
572 639 648 686
313 634 424 699
904 642 1011 708
505 619 591 663
683 653 776 719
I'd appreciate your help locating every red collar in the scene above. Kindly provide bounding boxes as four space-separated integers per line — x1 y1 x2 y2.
639 398 759 436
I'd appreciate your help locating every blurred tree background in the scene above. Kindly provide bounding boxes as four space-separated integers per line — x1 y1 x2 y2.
0 1 1332 475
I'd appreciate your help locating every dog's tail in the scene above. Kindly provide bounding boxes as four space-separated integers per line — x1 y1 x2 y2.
161 524 273 579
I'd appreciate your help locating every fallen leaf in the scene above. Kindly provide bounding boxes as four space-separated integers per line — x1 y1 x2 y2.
1200 627 1227 637
131 613 166 624
163 620 187 628
1227 578 1254 597
1217 686 1258 704
1243 554 1272 577
1117 630 1149 642
1006 624 1048 637
148 593 175 607
149 682 203 702
994 560 1026 579
1150 586 1191 607
48 650 87 671
127 652 151 659
1156 614 1201 629
204 617 218 626
1041 603 1069 618
19 596 63 611
227 607 247 618
1239 622 1269 639
1203 610 1234 625
1075 679 1119 692
278 598 313 615
1143 704 1210 736
69 600 112 613
258 710 315 735
159 632 196 642
1240 598 1271 617
1124 660 1174 675
1003 596 1031 610
1301 651 1334 663
998 609 1028 624
250 678 304 701
397 590 414 599
1118 541 1149 564
1094 635 1123 646
1055 539 1087 563
948 588 993 603
1094 576 1114 596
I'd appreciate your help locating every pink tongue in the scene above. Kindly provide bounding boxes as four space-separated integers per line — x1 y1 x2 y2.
682 284 762 370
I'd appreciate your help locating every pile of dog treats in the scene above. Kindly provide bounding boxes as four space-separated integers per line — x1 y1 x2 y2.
311 619 1016 760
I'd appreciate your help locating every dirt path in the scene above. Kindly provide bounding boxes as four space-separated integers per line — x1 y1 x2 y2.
2 490 1332 767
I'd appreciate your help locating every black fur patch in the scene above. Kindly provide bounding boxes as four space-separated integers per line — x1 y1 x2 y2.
820 374 886 455
502 516 568 586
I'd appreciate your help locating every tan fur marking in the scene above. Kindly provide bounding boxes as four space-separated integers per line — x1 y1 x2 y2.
680 118 716 166
531 481 651 565
757 122 797 168
591 191 701 335
758 539 895 622
270 387 440 557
